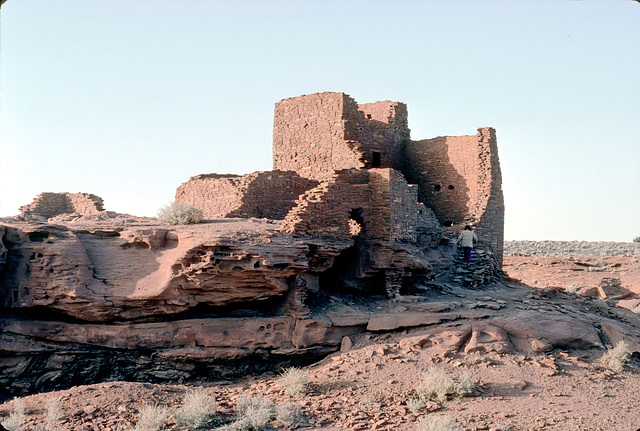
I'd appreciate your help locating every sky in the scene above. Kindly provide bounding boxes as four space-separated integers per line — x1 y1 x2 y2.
0 0 638 242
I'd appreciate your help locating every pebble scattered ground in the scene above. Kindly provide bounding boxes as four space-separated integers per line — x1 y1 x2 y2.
2 241 640 431
504 240 640 257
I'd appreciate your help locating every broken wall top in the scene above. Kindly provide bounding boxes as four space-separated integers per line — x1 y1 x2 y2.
272 92 409 181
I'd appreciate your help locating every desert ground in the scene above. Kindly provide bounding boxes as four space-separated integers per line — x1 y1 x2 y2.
1 241 639 431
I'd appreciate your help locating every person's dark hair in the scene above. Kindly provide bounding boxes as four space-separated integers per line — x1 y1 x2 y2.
464 225 472 230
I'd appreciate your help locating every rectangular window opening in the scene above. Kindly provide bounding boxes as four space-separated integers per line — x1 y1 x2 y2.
372 152 381 168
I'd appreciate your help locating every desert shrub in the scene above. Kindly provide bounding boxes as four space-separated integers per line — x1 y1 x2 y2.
278 367 309 397
45 396 64 427
218 396 275 431
565 283 581 294
406 397 424 413
1 398 27 431
132 404 170 431
455 372 475 397
632 236 640 243
275 402 304 427
601 341 630 372
157 201 203 225
415 368 475 403
174 388 217 429
415 415 460 431
589 298 609 314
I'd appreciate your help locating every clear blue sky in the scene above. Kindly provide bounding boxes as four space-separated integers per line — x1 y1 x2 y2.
1 0 638 241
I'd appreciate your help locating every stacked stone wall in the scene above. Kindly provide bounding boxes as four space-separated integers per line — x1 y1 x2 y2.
404 127 504 262
281 169 372 239
176 92 504 261
281 168 420 243
369 169 419 243
473 128 504 263
175 171 318 220
272 93 410 181
357 101 409 170
19 193 104 218
273 92 366 180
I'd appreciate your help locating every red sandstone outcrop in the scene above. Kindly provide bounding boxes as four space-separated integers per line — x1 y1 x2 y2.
0 219 359 321
4 93 638 407
2 216 640 402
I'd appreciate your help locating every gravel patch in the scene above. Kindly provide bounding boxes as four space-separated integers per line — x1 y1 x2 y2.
504 240 640 257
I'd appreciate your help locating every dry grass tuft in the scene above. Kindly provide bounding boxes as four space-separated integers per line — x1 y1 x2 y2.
415 367 475 403
406 397 424 413
275 402 304 427
45 396 64 427
132 404 170 431
601 341 630 372
157 201 203 225
1 398 27 431
278 367 309 398
217 396 275 431
415 415 460 431
174 388 217 429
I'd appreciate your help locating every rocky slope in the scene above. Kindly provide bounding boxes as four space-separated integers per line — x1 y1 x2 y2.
2 214 493 401
2 236 640 430
1 277 639 430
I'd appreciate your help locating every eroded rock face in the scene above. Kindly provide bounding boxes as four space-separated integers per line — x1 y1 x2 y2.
0 221 355 321
0 218 436 399
6 219 637 403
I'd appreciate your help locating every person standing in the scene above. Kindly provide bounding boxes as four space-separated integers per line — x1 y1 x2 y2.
457 225 478 264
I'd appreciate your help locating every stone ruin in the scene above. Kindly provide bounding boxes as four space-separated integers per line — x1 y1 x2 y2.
0 92 508 400
19 192 104 219
177 91 504 263
3 92 640 405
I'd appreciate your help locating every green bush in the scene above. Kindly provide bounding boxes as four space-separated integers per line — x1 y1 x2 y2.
633 236 640 243
157 201 203 225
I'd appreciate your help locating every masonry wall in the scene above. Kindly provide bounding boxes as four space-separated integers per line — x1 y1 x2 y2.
281 169 372 239
273 93 365 181
357 101 409 170
281 168 420 243
368 169 419 243
175 171 318 220
404 127 504 262
272 93 410 181
19 193 104 218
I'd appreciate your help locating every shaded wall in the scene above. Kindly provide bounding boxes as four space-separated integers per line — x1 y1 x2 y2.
175 171 318 220
281 168 420 243
273 93 366 180
19 193 105 218
357 101 409 170
272 92 410 181
404 127 504 262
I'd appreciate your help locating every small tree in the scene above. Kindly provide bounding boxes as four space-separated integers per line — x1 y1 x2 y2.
633 236 640 243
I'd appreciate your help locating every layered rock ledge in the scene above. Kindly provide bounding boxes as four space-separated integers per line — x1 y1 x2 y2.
2 218 639 402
